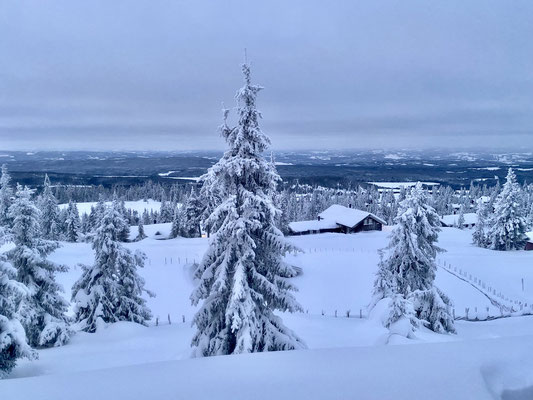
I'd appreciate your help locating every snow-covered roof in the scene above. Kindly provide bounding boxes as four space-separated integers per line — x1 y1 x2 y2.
526 232 533 243
440 213 477 227
288 205 387 233
288 219 339 233
318 205 387 228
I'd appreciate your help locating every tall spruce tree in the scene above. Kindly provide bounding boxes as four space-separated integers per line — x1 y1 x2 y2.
115 249 153 324
64 200 81 242
38 174 60 240
191 61 304 356
472 199 490 248
72 200 152 332
0 227 37 378
182 189 203 238
7 185 71 347
372 182 455 335
487 168 528 251
117 198 131 242
170 204 183 239
0 164 13 227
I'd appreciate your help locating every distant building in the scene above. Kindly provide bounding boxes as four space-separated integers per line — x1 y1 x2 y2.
525 233 533 251
288 204 386 236
440 213 477 228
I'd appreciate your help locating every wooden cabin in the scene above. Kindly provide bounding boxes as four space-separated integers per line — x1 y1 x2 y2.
288 204 386 236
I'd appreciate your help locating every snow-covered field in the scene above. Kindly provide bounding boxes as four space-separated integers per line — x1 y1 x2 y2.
59 199 162 216
3 227 533 399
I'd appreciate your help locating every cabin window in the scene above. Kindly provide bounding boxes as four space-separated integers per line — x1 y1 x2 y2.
364 218 372 225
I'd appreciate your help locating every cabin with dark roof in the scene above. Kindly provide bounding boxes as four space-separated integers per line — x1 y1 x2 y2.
288 204 386 236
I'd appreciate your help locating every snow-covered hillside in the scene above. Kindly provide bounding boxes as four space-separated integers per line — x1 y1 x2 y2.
2 227 533 398
59 199 162 215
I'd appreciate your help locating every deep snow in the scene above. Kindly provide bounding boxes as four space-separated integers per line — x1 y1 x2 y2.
2 226 533 399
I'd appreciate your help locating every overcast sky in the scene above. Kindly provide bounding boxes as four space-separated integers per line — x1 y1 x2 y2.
1 1 532 151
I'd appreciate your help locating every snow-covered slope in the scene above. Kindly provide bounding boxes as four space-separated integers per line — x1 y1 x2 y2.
3 227 533 399
59 199 162 215
3 322 533 400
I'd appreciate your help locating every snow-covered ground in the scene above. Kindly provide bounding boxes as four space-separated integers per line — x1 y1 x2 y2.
59 199 162 216
3 227 533 399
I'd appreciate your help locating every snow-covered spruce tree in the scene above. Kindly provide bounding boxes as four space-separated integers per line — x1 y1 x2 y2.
117 198 131 242
135 219 147 241
37 174 60 240
456 205 465 229
191 62 304 356
116 249 153 324
158 199 174 223
72 199 152 332
0 164 13 227
64 201 81 242
472 199 490 248
0 227 37 378
371 182 455 334
487 168 528 251
182 189 203 238
169 204 183 239
7 185 72 347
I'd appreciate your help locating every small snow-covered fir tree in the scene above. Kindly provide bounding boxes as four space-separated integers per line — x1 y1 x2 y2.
456 205 465 229
88 196 106 233
64 201 81 242
158 200 174 223
142 209 151 225
191 61 304 356
37 174 60 240
169 204 183 238
472 199 490 248
117 198 131 242
182 189 203 238
0 164 13 227
7 185 72 347
72 199 152 332
0 227 37 378
135 219 147 241
487 168 528 251
116 250 153 324
371 182 455 334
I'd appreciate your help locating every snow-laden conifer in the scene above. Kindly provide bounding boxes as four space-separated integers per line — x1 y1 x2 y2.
7 185 72 347
456 205 465 229
487 168 528 251
117 198 131 242
64 201 81 242
182 189 203 238
472 199 490 248
116 249 153 324
0 164 13 227
37 174 60 240
191 61 304 356
170 204 183 239
371 182 455 334
72 199 152 332
0 227 37 378
135 219 147 241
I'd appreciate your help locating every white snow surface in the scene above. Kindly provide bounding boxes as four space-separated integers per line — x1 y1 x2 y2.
441 213 478 227
288 219 338 232
59 199 162 216
368 181 440 188
2 227 533 399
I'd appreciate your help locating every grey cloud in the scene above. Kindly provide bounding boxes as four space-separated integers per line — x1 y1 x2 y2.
1 0 532 151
